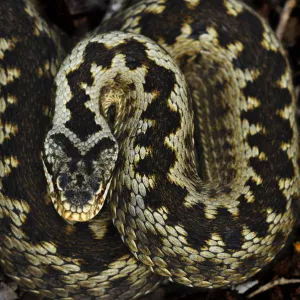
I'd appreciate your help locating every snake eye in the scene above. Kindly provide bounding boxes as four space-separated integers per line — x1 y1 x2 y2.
56 173 69 191
107 104 116 125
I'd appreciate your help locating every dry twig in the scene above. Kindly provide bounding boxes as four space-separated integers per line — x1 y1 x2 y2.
276 0 296 40
247 277 300 298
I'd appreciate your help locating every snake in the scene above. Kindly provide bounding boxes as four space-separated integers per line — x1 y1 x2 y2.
0 0 299 299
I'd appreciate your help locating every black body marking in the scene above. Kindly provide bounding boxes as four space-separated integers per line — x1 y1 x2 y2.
65 69 102 141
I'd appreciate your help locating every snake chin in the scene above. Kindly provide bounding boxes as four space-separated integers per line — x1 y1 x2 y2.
53 196 103 222
42 155 114 222
52 180 111 222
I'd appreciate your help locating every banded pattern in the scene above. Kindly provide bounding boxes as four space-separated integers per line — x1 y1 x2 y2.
96 0 299 287
0 0 299 299
0 0 161 299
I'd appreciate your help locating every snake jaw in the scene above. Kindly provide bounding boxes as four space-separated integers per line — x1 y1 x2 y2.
53 191 103 222
42 153 114 222
51 179 112 222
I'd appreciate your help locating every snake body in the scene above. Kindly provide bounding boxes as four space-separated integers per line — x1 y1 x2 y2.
0 0 299 299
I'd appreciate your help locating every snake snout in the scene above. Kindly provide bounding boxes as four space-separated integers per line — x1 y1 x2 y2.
56 191 105 222
54 172 108 222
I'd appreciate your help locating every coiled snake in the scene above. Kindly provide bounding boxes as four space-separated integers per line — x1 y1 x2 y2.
0 0 299 299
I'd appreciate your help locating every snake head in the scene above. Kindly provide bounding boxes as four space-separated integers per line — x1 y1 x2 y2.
42 132 118 222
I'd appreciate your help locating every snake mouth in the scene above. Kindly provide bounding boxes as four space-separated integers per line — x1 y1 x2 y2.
52 182 111 222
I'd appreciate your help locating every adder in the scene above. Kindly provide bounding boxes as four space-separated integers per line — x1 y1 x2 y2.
0 0 299 299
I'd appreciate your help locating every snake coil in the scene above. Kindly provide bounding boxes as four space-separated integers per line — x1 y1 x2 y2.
0 0 299 299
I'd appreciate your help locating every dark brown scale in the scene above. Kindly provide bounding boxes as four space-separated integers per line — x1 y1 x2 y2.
0 0 298 297
100 0 299 288
0 0 161 299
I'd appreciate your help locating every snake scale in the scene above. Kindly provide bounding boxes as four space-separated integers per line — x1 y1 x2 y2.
0 0 299 299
